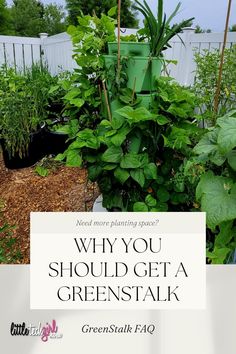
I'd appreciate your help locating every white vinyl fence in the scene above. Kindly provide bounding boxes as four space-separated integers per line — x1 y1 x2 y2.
0 29 236 86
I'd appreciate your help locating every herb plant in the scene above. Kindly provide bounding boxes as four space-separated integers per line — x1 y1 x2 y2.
134 0 194 57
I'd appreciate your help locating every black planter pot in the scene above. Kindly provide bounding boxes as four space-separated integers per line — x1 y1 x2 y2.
1 126 46 170
44 121 69 156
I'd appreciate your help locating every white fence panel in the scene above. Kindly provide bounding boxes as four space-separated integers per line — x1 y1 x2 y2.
0 35 41 72
0 30 236 85
41 33 76 75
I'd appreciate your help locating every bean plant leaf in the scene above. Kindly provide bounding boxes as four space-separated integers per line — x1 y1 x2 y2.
101 146 123 163
227 150 236 171
133 202 149 212
66 149 82 167
116 106 157 124
196 171 236 229
143 163 158 179
157 187 170 202
120 153 142 169
114 167 130 184
130 169 145 187
145 195 157 207
35 166 48 177
217 115 236 154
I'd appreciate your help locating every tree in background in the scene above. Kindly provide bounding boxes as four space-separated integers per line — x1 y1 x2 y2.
195 25 211 33
43 4 67 36
66 0 138 28
0 0 67 37
11 0 45 37
0 0 13 35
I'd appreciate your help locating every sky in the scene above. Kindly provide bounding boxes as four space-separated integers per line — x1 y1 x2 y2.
6 0 236 32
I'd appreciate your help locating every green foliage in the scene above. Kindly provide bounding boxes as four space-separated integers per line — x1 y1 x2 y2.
8 0 67 37
62 13 116 128
0 64 56 157
59 76 200 212
134 0 194 56
194 25 211 33
0 202 21 264
194 110 236 263
66 0 138 28
35 165 49 177
42 4 67 36
194 47 236 124
0 0 14 35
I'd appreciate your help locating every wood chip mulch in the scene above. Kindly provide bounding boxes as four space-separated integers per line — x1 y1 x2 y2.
0 154 99 264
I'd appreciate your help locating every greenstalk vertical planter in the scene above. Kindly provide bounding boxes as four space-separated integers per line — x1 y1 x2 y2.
126 57 162 92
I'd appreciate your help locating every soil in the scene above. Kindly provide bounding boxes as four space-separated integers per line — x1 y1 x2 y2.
0 153 99 264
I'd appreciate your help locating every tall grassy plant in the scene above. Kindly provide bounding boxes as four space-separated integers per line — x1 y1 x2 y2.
134 0 194 57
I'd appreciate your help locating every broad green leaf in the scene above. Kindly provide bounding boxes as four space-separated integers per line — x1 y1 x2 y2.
54 152 66 161
108 6 117 17
35 166 48 177
215 221 234 248
130 169 145 187
145 195 157 207
101 146 123 163
64 88 80 100
217 116 236 154
66 149 82 167
143 163 158 180
133 202 149 212
88 165 103 181
128 132 142 153
111 115 125 130
155 202 168 211
70 98 85 108
207 247 231 264
227 150 236 171
196 172 236 229
77 129 99 149
194 129 220 155
155 114 170 125
102 164 117 170
114 167 130 184
116 106 157 124
157 187 170 202
120 153 142 169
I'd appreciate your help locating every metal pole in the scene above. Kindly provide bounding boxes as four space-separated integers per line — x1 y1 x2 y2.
214 0 232 116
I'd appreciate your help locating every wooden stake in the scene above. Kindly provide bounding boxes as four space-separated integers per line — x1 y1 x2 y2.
131 78 136 105
117 0 121 73
214 0 232 116
102 80 112 122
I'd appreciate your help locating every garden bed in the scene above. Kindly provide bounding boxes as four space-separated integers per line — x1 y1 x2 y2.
0 153 99 264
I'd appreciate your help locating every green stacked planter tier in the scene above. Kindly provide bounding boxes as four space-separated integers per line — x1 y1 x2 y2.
102 42 162 118
108 42 151 57
101 93 157 119
104 42 162 93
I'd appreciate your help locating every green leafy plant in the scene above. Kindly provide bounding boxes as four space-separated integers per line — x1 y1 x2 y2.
0 201 21 264
134 0 194 57
194 46 236 125
194 110 236 263
57 77 201 212
63 13 116 129
0 64 56 158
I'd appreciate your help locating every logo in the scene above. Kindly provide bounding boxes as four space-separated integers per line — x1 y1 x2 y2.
10 320 63 342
